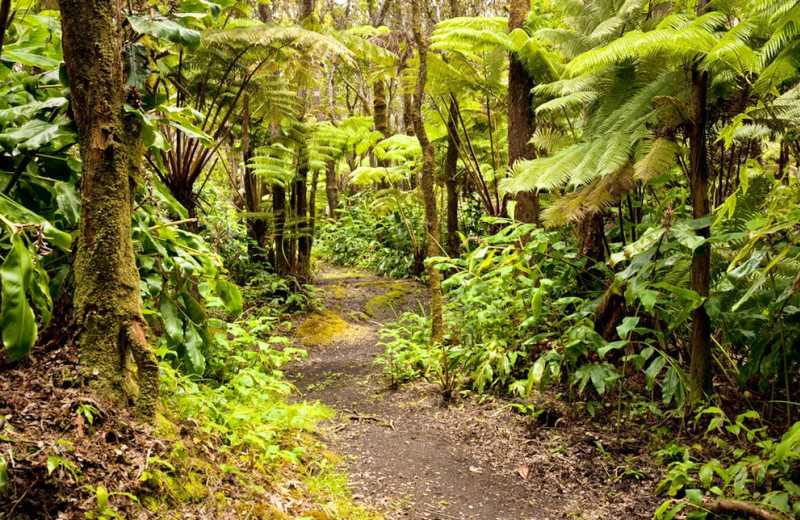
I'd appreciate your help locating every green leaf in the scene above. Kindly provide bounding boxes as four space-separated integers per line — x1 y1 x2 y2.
699 462 715 488
531 286 543 322
46 455 60 475
3 50 61 69
645 356 666 390
96 485 109 511
127 15 201 50
215 279 243 317
0 454 8 493
639 289 658 312
124 42 150 91
159 297 184 346
616 317 639 339
1 234 37 361
686 488 703 506
652 282 703 304
0 193 72 250
54 182 80 227
183 323 206 374
30 262 53 327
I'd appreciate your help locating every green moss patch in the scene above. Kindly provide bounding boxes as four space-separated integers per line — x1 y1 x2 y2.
325 284 349 299
364 282 417 318
296 310 349 346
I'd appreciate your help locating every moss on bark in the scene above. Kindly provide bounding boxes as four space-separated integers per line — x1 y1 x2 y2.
59 0 158 418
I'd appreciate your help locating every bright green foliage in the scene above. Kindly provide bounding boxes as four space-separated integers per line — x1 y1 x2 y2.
377 312 433 387
655 408 800 519
158 313 328 464
317 194 425 278
133 180 242 375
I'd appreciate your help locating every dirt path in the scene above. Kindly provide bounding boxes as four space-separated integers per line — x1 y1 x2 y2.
287 265 660 520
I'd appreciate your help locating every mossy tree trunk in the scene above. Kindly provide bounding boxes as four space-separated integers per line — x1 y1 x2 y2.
688 0 712 404
508 0 539 225
59 0 158 418
411 0 444 346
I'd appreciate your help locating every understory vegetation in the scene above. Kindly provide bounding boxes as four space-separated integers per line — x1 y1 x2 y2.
2 0 800 518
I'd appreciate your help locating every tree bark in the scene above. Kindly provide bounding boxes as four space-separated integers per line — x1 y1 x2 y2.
689 0 712 404
59 0 158 418
293 0 315 282
508 0 539 225
445 98 460 257
326 159 339 219
374 80 389 138
444 0 460 258
411 0 444 346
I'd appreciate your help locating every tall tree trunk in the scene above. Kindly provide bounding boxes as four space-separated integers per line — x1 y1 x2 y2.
373 79 390 189
294 0 314 282
59 0 158 418
325 66 340 219
444 0 460 258
295 145 311 280
445 118 460 258
411 0 444 346
508 0 539 225
689 0 712 403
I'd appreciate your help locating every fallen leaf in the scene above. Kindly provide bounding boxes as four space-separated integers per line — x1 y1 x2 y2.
516 464 530 480
469 466 482 474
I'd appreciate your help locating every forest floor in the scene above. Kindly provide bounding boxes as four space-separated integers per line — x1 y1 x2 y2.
288 264 663 520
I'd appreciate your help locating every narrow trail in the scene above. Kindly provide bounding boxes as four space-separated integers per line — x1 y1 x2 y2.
287 265 659 520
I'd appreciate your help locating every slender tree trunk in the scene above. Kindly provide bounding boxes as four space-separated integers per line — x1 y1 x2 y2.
325 66 340 219
294 0 314 282
403 93 415 136
295 146 311 280
508 0 538 225
689 0 713 404
444 0 460 258
59 0 158 418
411 0 444 346
273 183 290 276
445 100 460 258
326 160 339 218
305 168 319 276
374 80 389 138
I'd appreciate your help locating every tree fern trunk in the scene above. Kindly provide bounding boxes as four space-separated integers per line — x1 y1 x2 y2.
689 0 713 404
445 0 461 258
59 0 158 418
508 0 539 225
